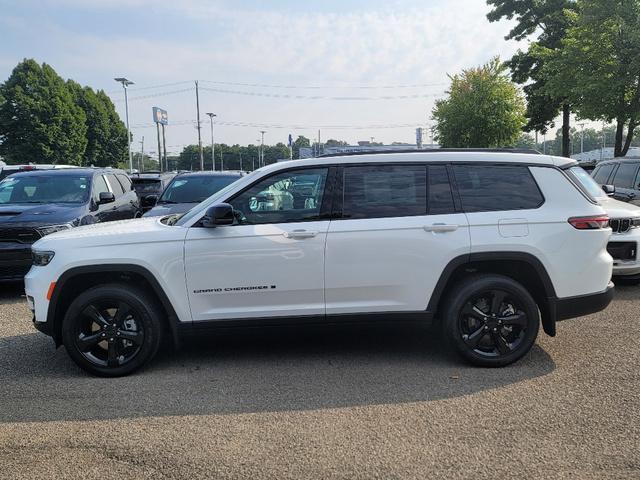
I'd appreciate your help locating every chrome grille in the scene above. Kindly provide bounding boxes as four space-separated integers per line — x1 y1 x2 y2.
609 218 632 234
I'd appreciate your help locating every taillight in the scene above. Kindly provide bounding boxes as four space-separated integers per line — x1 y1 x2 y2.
568 215 610 230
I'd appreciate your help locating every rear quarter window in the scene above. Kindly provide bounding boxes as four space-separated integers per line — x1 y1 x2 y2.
592 164 615 184
452 164 544 212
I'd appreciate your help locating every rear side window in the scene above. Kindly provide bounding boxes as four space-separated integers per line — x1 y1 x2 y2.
428 165 455 214
116 174 132 191
342 165 427 219
592 164 615 184
612 163 639 188
452 164 544 212
105 174 124 196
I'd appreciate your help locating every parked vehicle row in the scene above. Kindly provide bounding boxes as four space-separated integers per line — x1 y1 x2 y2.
0 167 243 282
24 151 614 376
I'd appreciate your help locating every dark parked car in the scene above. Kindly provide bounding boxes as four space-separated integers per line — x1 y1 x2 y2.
143 171 245 217
130 172 176 213
591 158 640 205
0 168 139 281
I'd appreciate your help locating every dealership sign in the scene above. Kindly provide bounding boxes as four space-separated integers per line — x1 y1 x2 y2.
152 107 168 125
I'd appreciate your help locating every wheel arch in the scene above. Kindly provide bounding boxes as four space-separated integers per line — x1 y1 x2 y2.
47 264 181 348
427 252 559 336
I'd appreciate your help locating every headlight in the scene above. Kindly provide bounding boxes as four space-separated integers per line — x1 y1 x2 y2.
32 250 55 266
37 223 73 237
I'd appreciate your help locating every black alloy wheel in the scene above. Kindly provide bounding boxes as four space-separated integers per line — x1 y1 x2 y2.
443 274 540 367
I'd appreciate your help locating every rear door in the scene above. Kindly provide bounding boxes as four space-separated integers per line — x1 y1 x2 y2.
324 163 470 315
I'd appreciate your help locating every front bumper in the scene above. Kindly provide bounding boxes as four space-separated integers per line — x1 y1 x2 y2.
553 282 615 322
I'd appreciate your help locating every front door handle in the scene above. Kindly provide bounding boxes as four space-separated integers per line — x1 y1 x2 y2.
283 229 318 239
424 223 458 233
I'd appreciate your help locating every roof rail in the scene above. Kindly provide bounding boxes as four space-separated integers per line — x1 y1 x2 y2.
319 148 542 158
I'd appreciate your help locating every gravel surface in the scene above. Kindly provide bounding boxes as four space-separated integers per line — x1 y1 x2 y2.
0 281 639 479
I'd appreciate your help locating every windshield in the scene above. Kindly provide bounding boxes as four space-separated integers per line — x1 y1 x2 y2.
567 166 606 200
0 175 90 204
159 175 240 204
132 178 163 194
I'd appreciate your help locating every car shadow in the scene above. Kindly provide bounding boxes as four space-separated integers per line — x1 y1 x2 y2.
0 281 24 304
0 321 555 423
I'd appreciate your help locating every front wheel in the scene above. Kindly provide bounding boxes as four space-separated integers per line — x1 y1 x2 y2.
61 284 163 377
442 274 540 367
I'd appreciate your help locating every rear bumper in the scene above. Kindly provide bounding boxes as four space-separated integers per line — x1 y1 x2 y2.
553 282 615 322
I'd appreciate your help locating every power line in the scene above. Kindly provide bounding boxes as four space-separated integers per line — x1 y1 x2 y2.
199 86 442 101
199 79 447 90
106 80 193 95
130 120 423 130
112 87 194 102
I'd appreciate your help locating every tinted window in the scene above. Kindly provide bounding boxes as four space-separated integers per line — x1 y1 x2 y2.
229 168 327 224
92 174 110 201
161 175 240 204
453 164 543 212
593 164 615 184
0 175 90 204
343 165 426 219
428 165 455 214
106 174 124 196
116 174 132 191
132 178 163 195
612 163 638 188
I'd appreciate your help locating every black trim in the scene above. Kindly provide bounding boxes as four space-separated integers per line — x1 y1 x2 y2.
553 282 614 321
179 311 433 335
45 264 181 347
319 148 542 158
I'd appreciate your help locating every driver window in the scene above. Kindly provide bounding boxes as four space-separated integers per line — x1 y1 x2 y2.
229 168 328 225
92 175 110 202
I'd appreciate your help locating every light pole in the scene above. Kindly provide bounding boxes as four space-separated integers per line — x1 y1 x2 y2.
206 113 216 171
260 131 266 167
114 77 134 172
578 123 586 154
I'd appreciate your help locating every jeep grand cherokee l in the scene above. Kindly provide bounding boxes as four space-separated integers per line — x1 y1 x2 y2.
24 151 614 376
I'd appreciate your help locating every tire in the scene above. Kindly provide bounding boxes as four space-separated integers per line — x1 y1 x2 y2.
61 283 164 377
441 274 540 367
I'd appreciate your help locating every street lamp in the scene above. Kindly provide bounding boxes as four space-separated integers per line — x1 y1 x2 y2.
206 112 216 171
114 77 134 172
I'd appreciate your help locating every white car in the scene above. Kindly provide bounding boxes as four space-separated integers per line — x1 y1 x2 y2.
25 151 614 376
599 195 640 280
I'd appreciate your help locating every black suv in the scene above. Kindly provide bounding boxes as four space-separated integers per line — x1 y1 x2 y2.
0 168 140 281
591 158 640 205
130 172 177 213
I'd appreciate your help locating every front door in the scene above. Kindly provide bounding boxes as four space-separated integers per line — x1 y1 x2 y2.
184 167 331 321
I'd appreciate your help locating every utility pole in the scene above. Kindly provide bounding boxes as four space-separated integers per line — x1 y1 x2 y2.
114 77 134 172
139 136 144 172
195 80 204 170
219 144 224 171
260 131 266 167
578 123 586 154
239 151 243 171
206 113 216 171
156 123 162 171
161 124 167 172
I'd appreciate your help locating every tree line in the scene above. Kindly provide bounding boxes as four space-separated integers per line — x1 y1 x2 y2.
435 0 640 157
0 59 128 166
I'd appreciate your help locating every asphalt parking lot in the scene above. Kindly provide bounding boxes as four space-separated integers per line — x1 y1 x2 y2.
0 282 639 480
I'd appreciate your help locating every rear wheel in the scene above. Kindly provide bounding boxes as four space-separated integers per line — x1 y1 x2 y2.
442 274 539 367
61 284 163 377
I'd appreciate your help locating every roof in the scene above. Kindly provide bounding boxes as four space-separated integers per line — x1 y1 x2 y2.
6 167 125 178
260 151 574 174
175 170 245 177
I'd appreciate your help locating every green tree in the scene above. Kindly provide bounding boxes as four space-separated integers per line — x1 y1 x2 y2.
292 135 310 159
432 57 526 148
487 0 577 157
325 139 349 147
96 90 128 167
542 0 640 157
0 59 87 164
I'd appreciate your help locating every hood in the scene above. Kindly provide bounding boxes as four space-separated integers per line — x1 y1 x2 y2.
33 217 187 250
0 203 84 226
143 203 195 217
599 196 640 219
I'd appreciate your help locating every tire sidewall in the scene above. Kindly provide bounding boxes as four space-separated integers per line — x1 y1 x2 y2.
443 275 540 367
62 284 162 377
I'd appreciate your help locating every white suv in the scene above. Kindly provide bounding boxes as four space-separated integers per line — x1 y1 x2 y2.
25 151 614 376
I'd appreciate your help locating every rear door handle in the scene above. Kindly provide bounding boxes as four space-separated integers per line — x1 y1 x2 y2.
424 223 458 233
283 229 318 239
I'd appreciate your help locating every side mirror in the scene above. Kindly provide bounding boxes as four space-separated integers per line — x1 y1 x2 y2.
602 184 615 196
201 203 234 228
144 194 158 206
98 191 115 205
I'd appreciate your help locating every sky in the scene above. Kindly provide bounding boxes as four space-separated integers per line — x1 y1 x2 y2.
0 0 524 156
